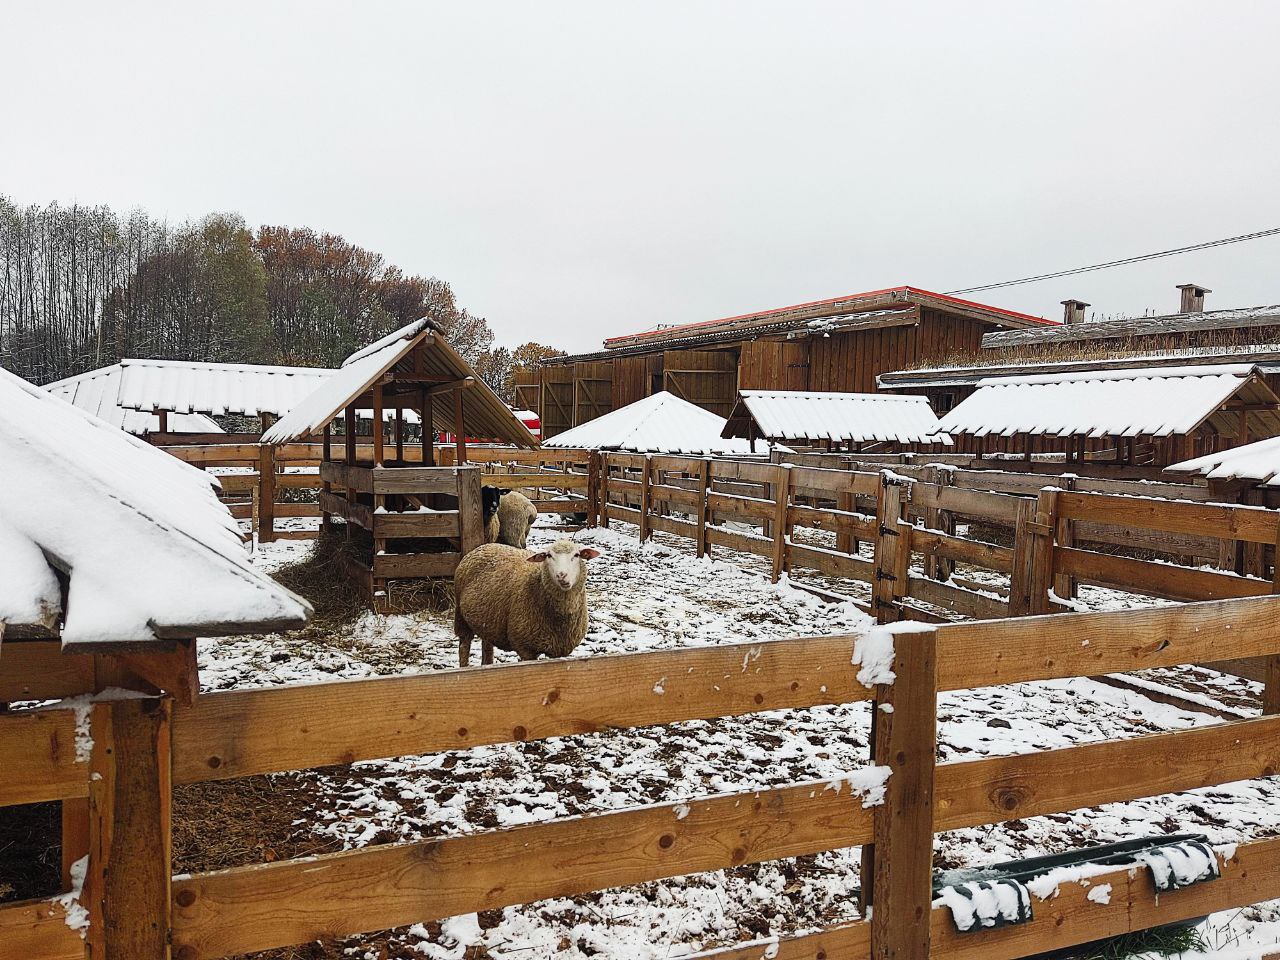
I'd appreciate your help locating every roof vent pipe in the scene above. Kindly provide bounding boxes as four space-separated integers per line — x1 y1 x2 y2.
1176 283 1210 314
1060 299 1090 324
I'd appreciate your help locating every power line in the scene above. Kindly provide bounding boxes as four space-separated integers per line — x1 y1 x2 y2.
945 227 1280 296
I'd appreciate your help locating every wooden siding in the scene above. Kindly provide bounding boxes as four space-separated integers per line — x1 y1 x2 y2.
540 366 574 438
572 361 613 426
662 349 738 416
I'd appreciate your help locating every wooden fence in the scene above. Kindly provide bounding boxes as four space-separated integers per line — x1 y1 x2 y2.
5 596 1280 958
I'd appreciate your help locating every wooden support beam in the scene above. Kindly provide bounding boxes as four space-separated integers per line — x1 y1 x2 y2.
371 382 385 467
86 697 173 960
453 387 467 464
872 472 908 623
638 456 653 542
256 444 276 544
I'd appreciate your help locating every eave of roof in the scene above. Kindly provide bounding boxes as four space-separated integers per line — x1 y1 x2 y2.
600 285 1053 351
878 347 1280 390
982 304 1280 350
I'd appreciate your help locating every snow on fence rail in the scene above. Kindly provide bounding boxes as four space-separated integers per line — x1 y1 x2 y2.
5 597 1280 958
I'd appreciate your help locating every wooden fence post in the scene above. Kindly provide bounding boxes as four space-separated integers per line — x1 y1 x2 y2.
770 464 792 583
695 458 711 559
638 455 653 543
1266 523 1280 716
867 625 939 960
257 444 276 544
921 465 956 582
599 454 611 529
85 696 172 959
458 466 485 555
873 471 909 624
587 451 602 528
1007 498 1038 617
1029 488 1059 615
1053 475 1078 601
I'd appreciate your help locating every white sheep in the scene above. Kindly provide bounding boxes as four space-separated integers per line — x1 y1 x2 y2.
453 538 601 666
495 490 537 548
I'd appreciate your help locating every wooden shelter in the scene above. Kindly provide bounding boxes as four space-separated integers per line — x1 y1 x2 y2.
722 390 946 452
521 286 1054 437
932 364 1280 467
261 318 539 605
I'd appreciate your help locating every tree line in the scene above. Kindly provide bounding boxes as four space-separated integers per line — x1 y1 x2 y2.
0 197 563 402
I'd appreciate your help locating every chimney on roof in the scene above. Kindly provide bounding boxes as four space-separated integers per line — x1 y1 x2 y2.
1176 283 1210 314
1060 299 1090 324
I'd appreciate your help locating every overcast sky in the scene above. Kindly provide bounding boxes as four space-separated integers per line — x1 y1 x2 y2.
4 2 1278 351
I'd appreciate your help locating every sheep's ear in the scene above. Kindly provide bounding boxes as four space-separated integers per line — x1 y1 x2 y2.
578 548 601 560
526 551 550 563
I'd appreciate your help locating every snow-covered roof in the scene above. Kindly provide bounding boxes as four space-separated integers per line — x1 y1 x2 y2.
722 390 947 444
935 364 1280 439
543 392 761 454
116 358 333 417
45 365 221 435
0 366 311 649
1166 436 1280 487
982 303 1280 350
262 318 536 447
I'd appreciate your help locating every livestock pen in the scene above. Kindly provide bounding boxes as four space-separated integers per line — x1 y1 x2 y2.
7 447 1280 957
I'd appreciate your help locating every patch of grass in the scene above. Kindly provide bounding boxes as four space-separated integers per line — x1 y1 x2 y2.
1082 922 1208 960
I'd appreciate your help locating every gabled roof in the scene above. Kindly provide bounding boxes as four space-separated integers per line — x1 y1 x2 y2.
46 365 222 435
599 286 1053 353
262 319 537 447
1167 435 1280 487
116 358 333 417
982 304 1280 350
0 367 311 649
543 391 760 455
934 364 1280 439
723 390 947 445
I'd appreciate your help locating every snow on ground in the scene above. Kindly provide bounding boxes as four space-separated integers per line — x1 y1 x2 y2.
195 516 1280 959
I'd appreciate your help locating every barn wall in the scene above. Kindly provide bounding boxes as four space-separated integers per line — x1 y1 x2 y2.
662 348 737 416
611 356 647 409
739 341 810 390
573 361 613 425
808 311 987 393
540 366 575 438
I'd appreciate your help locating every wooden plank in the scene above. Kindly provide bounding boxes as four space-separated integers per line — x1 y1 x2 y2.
647 512 697 539
114 640 199 707
788 503 878 540
171 774 876 959
373 510 460 539
372 467 461 495
869 626 936 960
648 482 703 511
171 633 870 784
912 485 1023 523
935 595 1280 690
257 444 276 543
707 491 775 523
909 527 1013 573
786 466 881 498
457 467 485 554
706 525 774 558
1056 490 1279 544
0 708 87 806
318 491 374 531
638 456 652 542
372 552 461 579
0 897 85 960
872 473 908 623
1056 547 1268 602
788 542 875 582
770 466 791 582
0 641 94 702
319 461 373 494
936 712 1280 831
907 576 1008 620
690 837 1280 960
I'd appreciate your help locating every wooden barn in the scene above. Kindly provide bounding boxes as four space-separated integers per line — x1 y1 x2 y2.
518 286 1054 437
880 286 1280 413
261 317 538 607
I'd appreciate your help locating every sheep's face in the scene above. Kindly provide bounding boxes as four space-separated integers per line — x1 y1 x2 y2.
528 539 601 592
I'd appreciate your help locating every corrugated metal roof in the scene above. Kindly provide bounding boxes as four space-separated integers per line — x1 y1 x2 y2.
1167 436 1280 486
45 365 221 435
982 304 1280 350
262 318 537 448
936 364 1280 439
0 366 310 647
723 391 946 444
543 392 760 455
116 358 333 417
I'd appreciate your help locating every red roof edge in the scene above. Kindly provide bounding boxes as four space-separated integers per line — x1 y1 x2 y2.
603 285 1055 346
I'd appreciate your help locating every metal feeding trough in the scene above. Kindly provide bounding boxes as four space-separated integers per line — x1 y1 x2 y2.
931 833 1221 955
